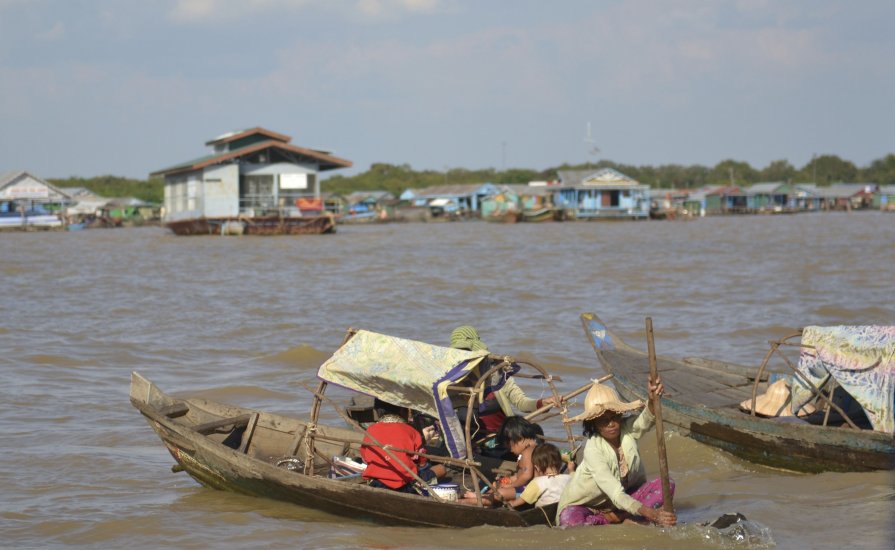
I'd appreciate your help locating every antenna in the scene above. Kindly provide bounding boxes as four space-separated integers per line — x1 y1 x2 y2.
584 122 600 157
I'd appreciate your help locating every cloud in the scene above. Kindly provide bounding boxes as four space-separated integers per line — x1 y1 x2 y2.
35 21 65 41
167 0 440 24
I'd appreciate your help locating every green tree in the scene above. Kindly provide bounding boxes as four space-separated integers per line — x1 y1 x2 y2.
760 160 796 183
48 175 164 203
859 154 895 185
708 160 759 186
795 155 858 185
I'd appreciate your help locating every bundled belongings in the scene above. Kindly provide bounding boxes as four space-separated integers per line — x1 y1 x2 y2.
739 378 816 418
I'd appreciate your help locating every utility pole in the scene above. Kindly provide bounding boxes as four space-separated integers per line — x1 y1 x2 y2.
501 141 506 172
812 154 817 184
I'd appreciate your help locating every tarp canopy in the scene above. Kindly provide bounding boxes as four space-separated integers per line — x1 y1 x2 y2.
317 330 494 458
792 325 895 433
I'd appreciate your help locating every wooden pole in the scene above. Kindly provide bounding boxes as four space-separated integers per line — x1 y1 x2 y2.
646 317 673 512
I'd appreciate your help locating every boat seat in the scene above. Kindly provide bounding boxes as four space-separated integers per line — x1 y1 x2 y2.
194 414 253 435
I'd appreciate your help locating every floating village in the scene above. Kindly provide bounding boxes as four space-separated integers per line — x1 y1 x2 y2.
2 126 894 235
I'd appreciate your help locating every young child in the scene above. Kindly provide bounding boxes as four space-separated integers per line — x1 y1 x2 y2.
495 443 572 508
493 416 543 502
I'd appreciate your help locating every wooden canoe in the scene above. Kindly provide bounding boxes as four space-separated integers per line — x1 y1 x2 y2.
580 312 895 473
520 207 556 223
130 372 557 527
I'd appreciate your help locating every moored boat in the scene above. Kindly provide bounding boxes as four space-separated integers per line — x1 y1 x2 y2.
483 211 521 223
520 207 555 223
580 312 895 473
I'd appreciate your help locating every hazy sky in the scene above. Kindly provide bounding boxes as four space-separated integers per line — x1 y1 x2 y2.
1 0 893 180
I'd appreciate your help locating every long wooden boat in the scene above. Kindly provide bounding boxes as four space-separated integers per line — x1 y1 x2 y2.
130 340 565 528
483 211 521 224
166 214 335 236
580 312 895 473
520 207 555 223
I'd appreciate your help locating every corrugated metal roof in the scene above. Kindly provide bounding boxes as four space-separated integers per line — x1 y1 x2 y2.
746 182 787 194
557 168 640 187
151 139 351 177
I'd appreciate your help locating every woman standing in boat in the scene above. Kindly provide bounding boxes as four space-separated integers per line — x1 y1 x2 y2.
556 378 676 527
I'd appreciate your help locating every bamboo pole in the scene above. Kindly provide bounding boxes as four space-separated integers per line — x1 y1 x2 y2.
523 373 615 422
646 317 673 513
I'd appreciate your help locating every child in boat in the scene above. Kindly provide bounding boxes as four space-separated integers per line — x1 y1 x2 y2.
361 399 444 494
492 416 542 500
494 443 571 508
457 417 543 506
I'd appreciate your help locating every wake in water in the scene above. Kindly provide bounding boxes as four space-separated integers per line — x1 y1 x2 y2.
671 513 775 548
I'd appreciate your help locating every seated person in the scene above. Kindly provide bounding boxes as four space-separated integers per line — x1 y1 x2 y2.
493 417 543 500
361 399 445 493
457 416 543 505
449 325 554 459
494 443 571 509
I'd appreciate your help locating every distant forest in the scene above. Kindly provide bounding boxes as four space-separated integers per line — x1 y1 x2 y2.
49 153 895 203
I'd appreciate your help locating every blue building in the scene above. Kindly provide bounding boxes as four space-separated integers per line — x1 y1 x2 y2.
552 168 650 219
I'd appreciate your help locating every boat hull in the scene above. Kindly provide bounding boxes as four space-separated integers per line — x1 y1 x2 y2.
580 313 895 473
165 215 335 236
130 373 554 528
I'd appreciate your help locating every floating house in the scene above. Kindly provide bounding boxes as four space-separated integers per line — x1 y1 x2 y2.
792 184 824 211
480 186 521 221
151 127 351 235
702 185 747 215
744 182 794 212
819 184 876 211
400 183 500 219
551 168 650 220
0 171 70 230
874 185 895 211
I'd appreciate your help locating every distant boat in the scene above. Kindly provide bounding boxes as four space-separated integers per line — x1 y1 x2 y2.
0 209 63 231
483 211 520 223
580 312 895 473
520 207 556 223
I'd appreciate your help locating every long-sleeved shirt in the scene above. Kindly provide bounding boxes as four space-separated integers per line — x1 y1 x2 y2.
556 407 655 520
361 420 426 489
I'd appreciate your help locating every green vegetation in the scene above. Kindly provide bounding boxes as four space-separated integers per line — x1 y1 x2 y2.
47 154 895 199
47 175 164 203
326 153 895 192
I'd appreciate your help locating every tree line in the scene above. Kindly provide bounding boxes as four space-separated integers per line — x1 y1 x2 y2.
49 153 895 203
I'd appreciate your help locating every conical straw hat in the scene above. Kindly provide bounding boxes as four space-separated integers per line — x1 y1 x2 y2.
565 382 644 423
740 379 817 417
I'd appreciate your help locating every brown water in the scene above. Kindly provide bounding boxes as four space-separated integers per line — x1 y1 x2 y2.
1 213 893 549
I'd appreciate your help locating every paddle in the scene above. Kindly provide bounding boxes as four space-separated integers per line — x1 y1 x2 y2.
646 317 673 513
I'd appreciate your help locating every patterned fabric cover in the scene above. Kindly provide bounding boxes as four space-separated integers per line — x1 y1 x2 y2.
317 330 489 458
791 326 895 433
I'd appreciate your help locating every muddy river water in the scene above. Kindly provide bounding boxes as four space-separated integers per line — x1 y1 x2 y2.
1 212 893 549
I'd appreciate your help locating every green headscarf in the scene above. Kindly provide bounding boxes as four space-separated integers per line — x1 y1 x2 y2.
450 325 488 352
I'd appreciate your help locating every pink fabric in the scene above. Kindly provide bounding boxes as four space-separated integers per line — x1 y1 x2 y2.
558 477 674 527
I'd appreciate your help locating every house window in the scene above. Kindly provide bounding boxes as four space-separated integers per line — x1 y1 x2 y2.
240 175 275 209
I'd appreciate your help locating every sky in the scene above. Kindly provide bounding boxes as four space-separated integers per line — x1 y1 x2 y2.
1 0 893 180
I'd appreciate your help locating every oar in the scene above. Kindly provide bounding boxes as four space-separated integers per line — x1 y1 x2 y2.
646 317 673 513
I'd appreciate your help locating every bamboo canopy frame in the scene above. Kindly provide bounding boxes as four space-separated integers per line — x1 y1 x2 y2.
749 330 860 429
302 331 601 508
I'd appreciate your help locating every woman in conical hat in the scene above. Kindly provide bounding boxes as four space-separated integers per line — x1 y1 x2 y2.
556 376 676 527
